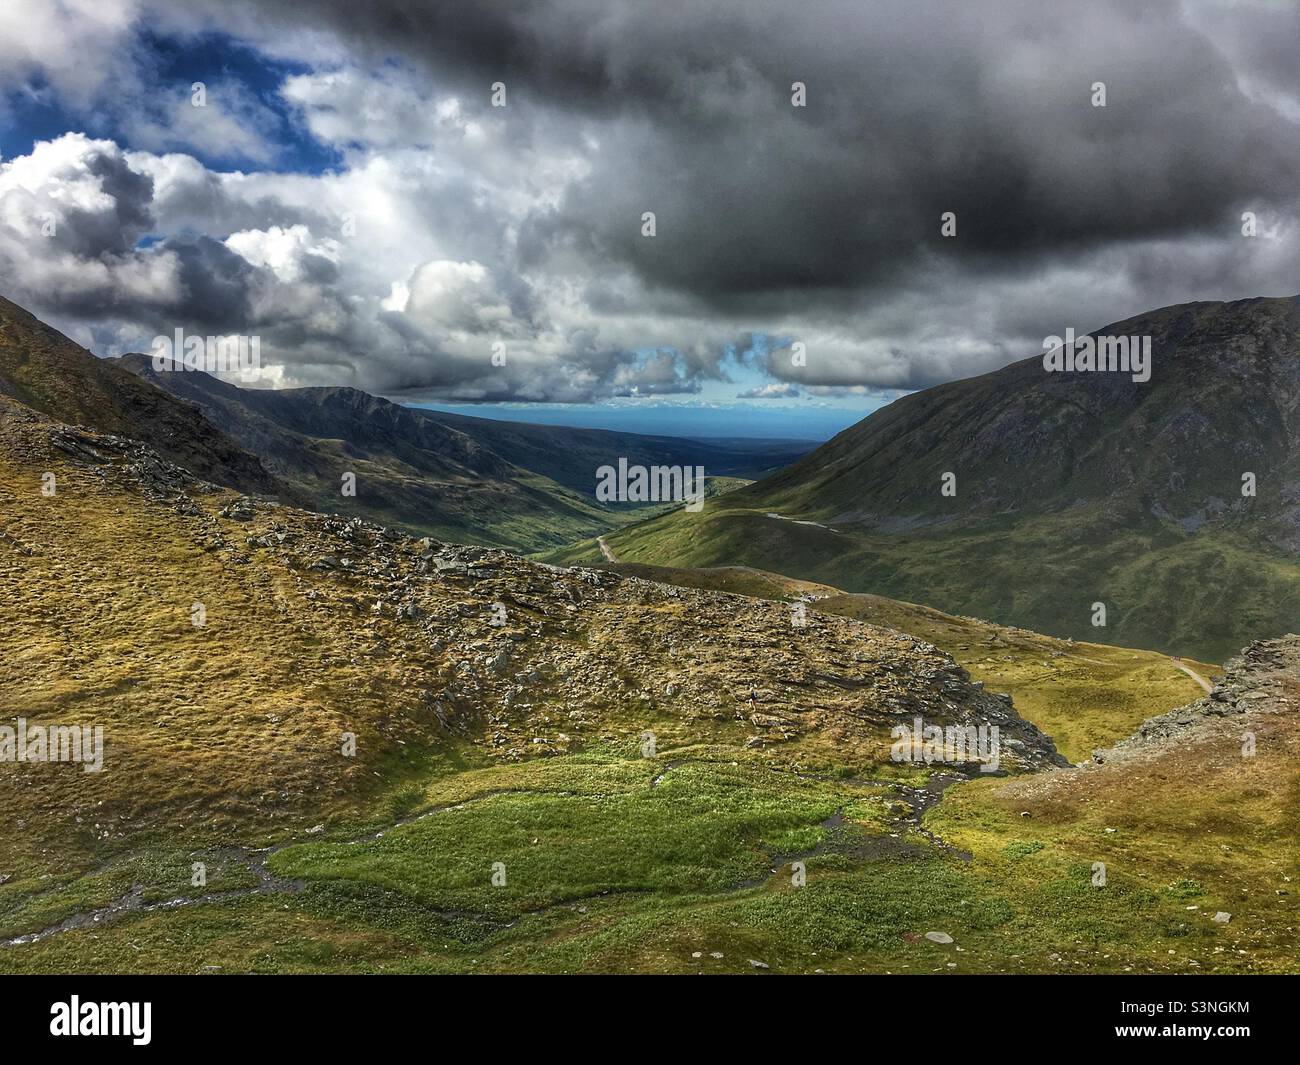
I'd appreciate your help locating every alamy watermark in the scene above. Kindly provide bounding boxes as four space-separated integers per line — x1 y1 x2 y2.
1043 327 1151 383
50 997 150 1045
150 329 262 382
596 458 705 512
890 716 1000 773
0 718 104 773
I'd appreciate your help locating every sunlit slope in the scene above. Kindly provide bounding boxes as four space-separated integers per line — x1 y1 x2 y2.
2 391 1292 976
1 392 1055 959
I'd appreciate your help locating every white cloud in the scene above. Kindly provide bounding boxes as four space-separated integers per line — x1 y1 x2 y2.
225 224 340 283
738 383 800 399
0 133 183 314
0 0 141 114
9 120 1300 403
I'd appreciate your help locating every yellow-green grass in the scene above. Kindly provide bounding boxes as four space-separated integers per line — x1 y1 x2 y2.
1 405 1281 976
267 757 848 919
813 592 1218 763
926 673 1300 974
0 434 468 879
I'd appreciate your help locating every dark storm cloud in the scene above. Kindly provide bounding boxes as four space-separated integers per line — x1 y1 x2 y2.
1187 1 1300 106
63 152 155 257
164 236 258 325
8 0 1300 398
199 0 1300 311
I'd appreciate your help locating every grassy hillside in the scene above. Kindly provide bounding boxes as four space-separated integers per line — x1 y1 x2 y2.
929 638 1300 976
587 496 1300 665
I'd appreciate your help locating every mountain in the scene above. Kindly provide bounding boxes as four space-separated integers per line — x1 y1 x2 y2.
0 292 810 555
1 398 1291 974
0 294 625 549
115 353 622 550
0 296 278 496
5 289 1294 974
587 296 1300 662
116 352 812 551
0 397 1064 970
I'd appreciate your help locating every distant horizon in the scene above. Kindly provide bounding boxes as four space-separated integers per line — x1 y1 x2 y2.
3 0 1297 990
409 401 875 442
103 334 877 441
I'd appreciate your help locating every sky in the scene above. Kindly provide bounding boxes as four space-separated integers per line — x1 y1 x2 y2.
1 0 1298 440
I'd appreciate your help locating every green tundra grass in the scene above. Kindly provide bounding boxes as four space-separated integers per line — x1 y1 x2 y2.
1 408 1290 976
5 731 1294 974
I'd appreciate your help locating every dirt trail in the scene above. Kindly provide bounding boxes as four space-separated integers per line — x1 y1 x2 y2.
596 535 618 562
762 511 840 532
1174 661 1213 693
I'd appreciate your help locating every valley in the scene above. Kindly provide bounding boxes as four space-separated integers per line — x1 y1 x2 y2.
2 378 1295 974
113 350 806 553
0 294 1296 976
5 0 1300 1009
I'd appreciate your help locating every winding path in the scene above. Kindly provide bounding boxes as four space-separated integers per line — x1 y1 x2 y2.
763 512 839 532
1173 660 1213 694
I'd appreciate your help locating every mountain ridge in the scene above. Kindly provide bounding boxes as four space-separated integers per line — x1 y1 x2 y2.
114 349 810 550
2 387 1293 974
590 295 1300 661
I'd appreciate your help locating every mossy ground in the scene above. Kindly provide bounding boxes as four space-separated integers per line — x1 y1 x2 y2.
6 735 1294 974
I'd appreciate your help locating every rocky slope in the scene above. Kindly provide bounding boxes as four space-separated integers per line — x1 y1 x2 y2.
1093 635 1299 765
0 392 1063 863
570 558 1217 762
